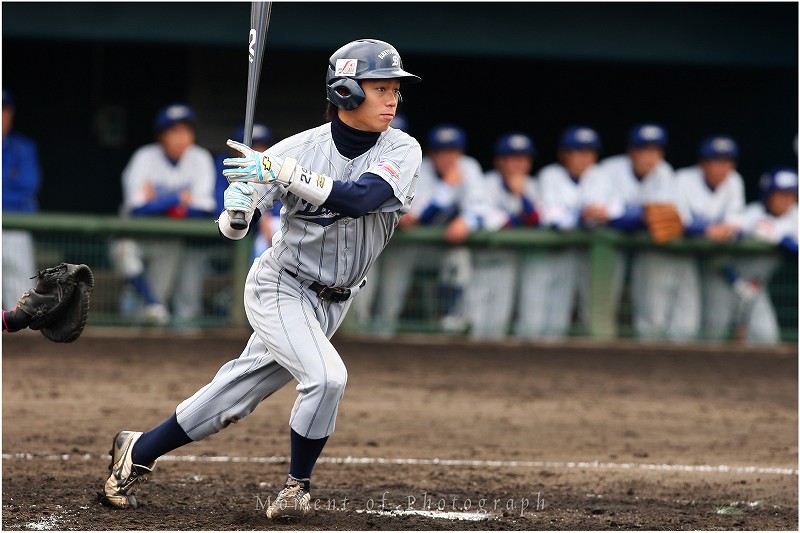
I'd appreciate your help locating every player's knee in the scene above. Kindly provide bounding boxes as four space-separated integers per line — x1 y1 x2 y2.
310 366 348 396
325 367 348 395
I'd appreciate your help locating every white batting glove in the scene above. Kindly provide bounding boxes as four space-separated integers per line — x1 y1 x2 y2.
223 139 284 184
223 182 257 216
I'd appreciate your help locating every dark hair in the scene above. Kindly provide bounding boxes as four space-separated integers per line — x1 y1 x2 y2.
325 102 338 122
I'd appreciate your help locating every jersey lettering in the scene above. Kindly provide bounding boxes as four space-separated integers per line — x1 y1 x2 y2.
295 201 342 227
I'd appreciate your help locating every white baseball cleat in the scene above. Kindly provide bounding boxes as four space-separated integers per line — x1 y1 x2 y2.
265 476 312 520
143 303 170 325
98 431 156 509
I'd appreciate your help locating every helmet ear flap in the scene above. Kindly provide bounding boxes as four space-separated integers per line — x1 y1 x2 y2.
327 78 365 111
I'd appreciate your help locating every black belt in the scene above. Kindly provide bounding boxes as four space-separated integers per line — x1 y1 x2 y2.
286 270 362 303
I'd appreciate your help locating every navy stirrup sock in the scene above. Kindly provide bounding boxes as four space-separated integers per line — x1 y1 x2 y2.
129 273 159 306
131 412 192 466
289 429 329 481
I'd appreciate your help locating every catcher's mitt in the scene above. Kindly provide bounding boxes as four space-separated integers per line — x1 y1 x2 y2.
17 263 94 343
644 203 684 244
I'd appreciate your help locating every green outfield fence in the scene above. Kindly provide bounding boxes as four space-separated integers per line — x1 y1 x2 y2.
3 213 796 342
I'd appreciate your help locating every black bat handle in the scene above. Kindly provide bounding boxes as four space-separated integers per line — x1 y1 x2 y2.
230 210 248 230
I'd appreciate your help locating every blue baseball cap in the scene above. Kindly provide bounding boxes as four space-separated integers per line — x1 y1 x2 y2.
699 135 738 160
427 124 466 151
760 166 798 200
628 123 668 148
494 132 536 157
2 88 14 108
154 103 196 133
559 126 602 151
233 123 272 146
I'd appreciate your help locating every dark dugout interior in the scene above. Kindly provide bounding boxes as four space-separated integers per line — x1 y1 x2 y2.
2 2 796 213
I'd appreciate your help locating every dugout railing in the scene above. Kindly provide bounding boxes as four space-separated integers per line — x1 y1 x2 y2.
2 212 796 342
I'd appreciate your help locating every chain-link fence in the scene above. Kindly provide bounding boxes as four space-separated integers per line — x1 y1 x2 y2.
3 214 796 343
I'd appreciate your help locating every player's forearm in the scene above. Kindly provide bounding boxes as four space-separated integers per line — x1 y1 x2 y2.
322 174 394 218
684 217 709 236
131 194 182 216
608 205 645 232
780 236 798 255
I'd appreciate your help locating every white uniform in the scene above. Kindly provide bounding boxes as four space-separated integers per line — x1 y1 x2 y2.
676 165 745 224
176 124 421 440
517 162 612 339
112 143 217 323
706 202 797 343
675 165 746 340
461 169 539 339
373 154 483 334
600 154 697 341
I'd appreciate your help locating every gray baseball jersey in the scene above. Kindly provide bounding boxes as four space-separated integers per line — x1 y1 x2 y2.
176 124 422 441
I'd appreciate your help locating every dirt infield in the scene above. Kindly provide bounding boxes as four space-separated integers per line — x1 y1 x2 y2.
2 330 797 530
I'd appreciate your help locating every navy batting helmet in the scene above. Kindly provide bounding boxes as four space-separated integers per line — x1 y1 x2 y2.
326 39 421 111
759 166 798 203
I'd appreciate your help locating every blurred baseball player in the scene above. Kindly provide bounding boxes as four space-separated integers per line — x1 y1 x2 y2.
675 135 746 338
373 123 483 335
600 123 694 341
111 103 217 325
99 39 422 521
2 88 41 311
459 132 539 339
706 166 797 342
519 125 612 338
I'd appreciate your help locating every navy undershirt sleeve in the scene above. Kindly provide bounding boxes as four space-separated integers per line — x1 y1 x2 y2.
608 205 646 232
323 173 395 218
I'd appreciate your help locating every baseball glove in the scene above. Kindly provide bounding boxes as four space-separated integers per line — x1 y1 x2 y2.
644 203 684 244
17 263 94 343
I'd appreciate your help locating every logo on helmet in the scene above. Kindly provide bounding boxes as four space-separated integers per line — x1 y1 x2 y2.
335 59 358 77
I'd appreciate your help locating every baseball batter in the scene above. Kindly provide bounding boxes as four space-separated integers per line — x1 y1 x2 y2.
99 39 422 521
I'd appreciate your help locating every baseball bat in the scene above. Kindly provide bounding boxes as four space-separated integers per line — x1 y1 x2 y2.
229 1 272 230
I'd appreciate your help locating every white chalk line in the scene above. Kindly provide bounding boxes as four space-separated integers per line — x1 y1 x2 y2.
3 452 797 476
356 508 489 521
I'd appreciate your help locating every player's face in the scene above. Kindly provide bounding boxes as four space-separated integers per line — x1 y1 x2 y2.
495 154 533 178
767 190 797 217
341 79 401 133
2 107 13 137
430 149 462 174
627 146 663 177
159 122 195 161
701 158 735 189
558 148 597 178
